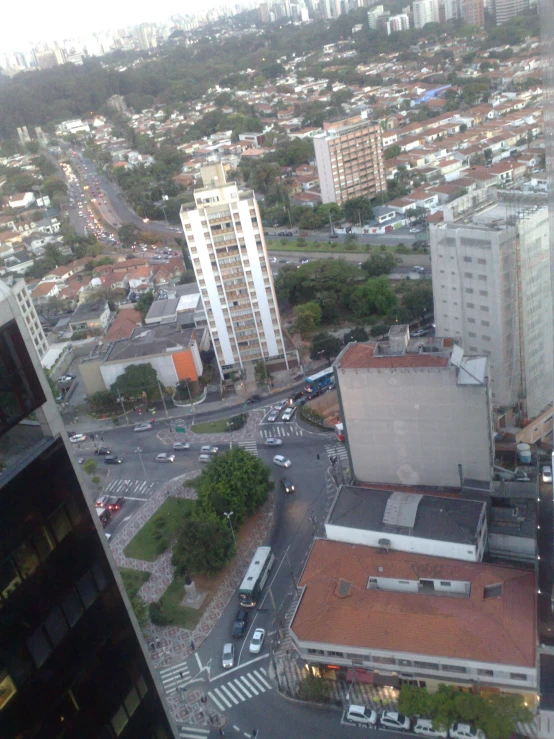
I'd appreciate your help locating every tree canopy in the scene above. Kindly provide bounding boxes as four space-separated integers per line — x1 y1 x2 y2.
172 517 234 577
110 363 161 400
310 332 342 362
350 276 398 319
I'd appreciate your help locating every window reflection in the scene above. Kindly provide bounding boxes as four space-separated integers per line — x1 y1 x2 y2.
0 672 16 711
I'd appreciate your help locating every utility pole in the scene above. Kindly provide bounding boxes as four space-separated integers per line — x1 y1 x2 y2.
115 389 129 424
268 586 285 640
157 380 168 417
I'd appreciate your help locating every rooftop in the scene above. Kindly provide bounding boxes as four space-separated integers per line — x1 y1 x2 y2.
327 486 485 546
69 301 109 323
145 298 180 322
292 539 536 667
105 322 202 363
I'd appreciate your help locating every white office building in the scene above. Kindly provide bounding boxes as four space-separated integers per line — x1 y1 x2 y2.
413 0 439 27
10 279 49 360
180 165 290 377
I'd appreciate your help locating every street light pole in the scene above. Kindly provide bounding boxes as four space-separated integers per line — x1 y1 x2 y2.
224 511 237 552
135 447 147 478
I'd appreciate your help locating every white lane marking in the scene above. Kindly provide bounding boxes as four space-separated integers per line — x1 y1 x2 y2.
210 654 268 682
253 669 271 689
213 687 232 708
232 678 252 698
239 675 258 695
207 691 225 711
246 672 266 692
226 681 247 701
219 684 239 705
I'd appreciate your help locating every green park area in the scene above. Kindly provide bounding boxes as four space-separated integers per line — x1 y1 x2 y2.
124 497 195 562
191 413 247 434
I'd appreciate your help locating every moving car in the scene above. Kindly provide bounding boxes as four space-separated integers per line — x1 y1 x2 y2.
409 227 421 234
379 712 411 731
542 465 553 483
346 705 377 726
281 407 295 422
104 456 123 465
222 642 235 669
288 391 304 405
280 478 295 493
232 608 249 638
95 447 112 455
134 423 152 432
107 496 125 511
273 400 289 411
264 438 282 447
266 409 280 423
173 442 190 451
273 455 291 468
69 433 86 443
249 628 266 654
413 265 425 273
156 453 175 463
411 328 428 337
95 495 111 508
200 445 218 454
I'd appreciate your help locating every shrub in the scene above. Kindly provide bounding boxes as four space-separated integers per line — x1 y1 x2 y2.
297 675 331 703
149 601 171 626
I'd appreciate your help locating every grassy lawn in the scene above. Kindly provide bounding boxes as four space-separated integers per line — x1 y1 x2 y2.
153 574 204 630
120 568 150 599
124 497 195 562
191 413 247 433
267 240 400 254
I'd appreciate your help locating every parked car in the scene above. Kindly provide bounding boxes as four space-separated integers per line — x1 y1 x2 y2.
346 704 377 727
273 455 291 468
134 423 152 432
95 447 112 455
449 724 485 739
222 642 235 669
246 394 262 404
542 465 553 483
264 438 282 447
414 719 448 738
104 456 123 465
266 410 280 423
281 407 295 422
173 442 190 451
232 608 249 638
95 495 111 508
156 453 175 463
69 433 86 443
379 712 411 731
107 496 125 511
413 265 425 273
200 445 218 454
409 227 421 234
249 628 266 654
411 329 428 337
280 478 295 494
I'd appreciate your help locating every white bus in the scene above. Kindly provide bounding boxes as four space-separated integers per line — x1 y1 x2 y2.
238 546 275 607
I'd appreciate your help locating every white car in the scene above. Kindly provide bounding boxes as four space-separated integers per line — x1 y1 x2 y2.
266 410 280 423
449 724 485 739
173 442 190 451
249 628 265 654
222 642 234 669
542 465 553 483
200 445 218 454
69 433 86 443
379 712 411 731
410 227 421 233
269 257 277 263
346 704 377 726
134 423 152 432
273 400 289 411
281 407 295 422
414 719 448 738
156 453 175 463
264 438 282 446
413 265 425 273
273 455 291 468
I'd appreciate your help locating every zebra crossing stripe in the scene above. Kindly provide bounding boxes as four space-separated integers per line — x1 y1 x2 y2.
207 691 225 711
179 728 210 738
213 687 233 708
219 684 239 705
247 672 267 692
239 675 258 695
253 669 271 689
225 681 247 701
234 677 252 698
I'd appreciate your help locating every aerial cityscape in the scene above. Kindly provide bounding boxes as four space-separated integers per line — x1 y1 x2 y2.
0 0 552 737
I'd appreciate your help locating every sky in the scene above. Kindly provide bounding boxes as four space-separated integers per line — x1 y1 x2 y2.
1 0 223 53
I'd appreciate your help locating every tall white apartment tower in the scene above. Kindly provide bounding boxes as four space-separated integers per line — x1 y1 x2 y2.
180 165 288 377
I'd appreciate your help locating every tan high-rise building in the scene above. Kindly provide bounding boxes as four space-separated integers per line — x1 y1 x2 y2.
180 165 291 377
462 0 484 26
314 117 386 205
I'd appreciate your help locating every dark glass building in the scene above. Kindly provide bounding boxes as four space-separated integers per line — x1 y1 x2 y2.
0 283 176 737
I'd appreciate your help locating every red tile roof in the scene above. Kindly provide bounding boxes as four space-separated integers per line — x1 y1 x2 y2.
292 539 536 667
338 343 449 369
105 308 142 341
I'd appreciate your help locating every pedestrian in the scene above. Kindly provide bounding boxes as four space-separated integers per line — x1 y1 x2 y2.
218 729 224 736
150 642 155 652
179 671 184 679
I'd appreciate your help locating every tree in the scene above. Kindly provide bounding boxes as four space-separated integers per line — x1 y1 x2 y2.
82 459 98 476
351 276 397 319
110 363 161 401
384 143 401 159
294 301 321 338
343 326 368 344
42 176 67 199
118 223 142 246
310 332 342 362
297 675 331 703
398 685 431 718
172 516 234 576
255 361 272 386
342 196 373 225
194 448 273 527
136 290 154 320
398 281 433 322
361 253 401 277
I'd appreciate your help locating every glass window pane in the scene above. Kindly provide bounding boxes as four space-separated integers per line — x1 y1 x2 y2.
27 628 52 668
76 571 98 609
0 558 22 603
110 705 129 736
61 591 83 627
13 540 39 579
91 562 108 593
124 686 140 717
136 676 148 698
65 497 83 526
0 672 17 711
32 527 54 562
44 607 68 646
48 506 72 543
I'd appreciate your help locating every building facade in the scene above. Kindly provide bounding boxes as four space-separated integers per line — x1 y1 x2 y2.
334 329 494 488
180 164 289 376
0 280 175 737
462 0 485 26
11 279 49 360
493 0 529 24
430 198 553 422
413 0 439 27
386 13 410 32
314 118 386 205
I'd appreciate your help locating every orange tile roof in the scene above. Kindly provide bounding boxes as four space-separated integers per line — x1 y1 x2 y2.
105 308 142 341
292 540 536 667
338 343 449 369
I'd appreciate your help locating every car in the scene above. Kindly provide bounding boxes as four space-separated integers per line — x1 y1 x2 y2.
411 328 428 337
278 231 286 236
266 410 280 423
379 711 411 731
279 258 287 263
134 423 152 432
69 433 86 443
413 239 429 249
104 456 123 465
281 407 295 422
173 442 190 451
414 719 448 738
200 445 218 454
413 265 425 273
542 465 553 483
232 608 249 638
409 227 421 234
288 391 304 405
264 437 283 447
273 455 291 468
57 374 75 383
307 390 322 400
222 642 235 669
295 396 308 407
107 496 125 511
269 257 277 263
298 258 309 265
280 478 295 493
95 447 112 455
249 628 266 654
246 394 262 404
77 457 84 464
449 724 485 739
156 453 175 463
95 495 111 508
346 704 377 726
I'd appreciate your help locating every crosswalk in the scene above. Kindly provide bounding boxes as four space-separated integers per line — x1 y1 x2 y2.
259 425 303 438
325 443 349 462
178 727 210 739
105 478 157 498
207 667 272 711
237 440 258 457
159 659 191 695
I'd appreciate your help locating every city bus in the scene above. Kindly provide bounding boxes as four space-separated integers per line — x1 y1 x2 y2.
304 367 335 394
238 546 275 607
